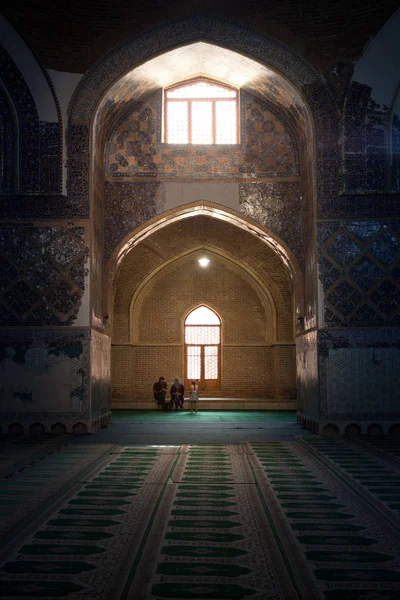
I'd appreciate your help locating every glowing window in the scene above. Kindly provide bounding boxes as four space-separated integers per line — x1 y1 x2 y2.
185 306 220 325
165 78 238 144
185 306 220 386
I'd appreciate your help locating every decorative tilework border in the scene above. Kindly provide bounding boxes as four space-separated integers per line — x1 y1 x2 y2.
39 122 62 194
318 194 400 219
0 195 89 219
317 327 400 353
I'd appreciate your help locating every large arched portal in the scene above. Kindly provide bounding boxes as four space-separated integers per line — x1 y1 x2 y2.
109 204 300 409
67 16 338 426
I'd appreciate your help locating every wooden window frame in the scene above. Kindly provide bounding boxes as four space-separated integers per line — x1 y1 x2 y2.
164 77 239 144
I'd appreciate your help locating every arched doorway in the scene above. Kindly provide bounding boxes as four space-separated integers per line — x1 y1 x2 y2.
185 305 221 392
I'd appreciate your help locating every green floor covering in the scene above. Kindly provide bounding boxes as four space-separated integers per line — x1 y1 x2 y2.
1 437 400 599
111 409 297 422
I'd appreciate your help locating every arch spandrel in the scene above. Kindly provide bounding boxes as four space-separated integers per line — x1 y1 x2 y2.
69 16 321 125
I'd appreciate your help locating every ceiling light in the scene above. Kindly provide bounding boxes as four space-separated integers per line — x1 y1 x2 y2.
198 257 210 267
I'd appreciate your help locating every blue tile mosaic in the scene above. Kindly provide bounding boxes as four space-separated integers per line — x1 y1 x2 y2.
348 257 384 291
326 281 362 317
326 233 361 267
370 280 400 317
370 231 399 265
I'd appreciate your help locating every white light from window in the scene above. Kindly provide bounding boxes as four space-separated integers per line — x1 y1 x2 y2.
216 101 237 144
167 101 188 143
205 345 219 379
198 257 210 267
165 79 238 144
192 102 212 144
167 81 236 99
185 326 220 344
187 346 201 379
185 306 220 325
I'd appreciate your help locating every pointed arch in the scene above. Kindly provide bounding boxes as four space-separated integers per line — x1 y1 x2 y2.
106 200 303 328
185 305 221 325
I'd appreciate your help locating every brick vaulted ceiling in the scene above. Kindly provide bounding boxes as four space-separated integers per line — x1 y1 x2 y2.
113 214 294 328
4 0 399 75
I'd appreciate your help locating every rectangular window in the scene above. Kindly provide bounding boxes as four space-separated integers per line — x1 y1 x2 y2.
204 345 219 379
191 101 213 144
185 326 220 345
167 101 188 144
216 101 237 144
165 78 239 144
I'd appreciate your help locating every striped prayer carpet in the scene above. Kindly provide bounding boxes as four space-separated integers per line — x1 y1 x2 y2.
1 439 400 599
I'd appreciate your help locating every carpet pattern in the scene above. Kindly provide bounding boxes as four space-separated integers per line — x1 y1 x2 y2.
0 440 400 599
0 441 115 545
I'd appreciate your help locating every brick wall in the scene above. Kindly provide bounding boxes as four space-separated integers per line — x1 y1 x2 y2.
137 261 268 344
111 256 295 403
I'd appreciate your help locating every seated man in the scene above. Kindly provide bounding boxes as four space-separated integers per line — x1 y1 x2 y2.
153 377 168 411
170 378 185 411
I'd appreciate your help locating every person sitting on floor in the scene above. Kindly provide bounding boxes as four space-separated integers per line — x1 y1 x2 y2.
153 376 168 411
170 378 185 411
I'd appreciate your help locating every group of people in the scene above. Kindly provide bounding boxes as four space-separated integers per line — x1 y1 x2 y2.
153 377 200 413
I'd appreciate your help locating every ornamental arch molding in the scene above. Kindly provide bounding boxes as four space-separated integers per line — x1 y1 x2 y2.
67 15 340 206
105 200 302 328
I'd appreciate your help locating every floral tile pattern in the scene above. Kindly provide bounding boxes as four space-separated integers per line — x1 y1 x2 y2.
0 225 89 326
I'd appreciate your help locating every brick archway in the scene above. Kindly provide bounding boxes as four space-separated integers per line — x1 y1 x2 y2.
104 201 303 323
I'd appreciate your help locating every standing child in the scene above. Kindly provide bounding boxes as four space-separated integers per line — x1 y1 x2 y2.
189 380 199 414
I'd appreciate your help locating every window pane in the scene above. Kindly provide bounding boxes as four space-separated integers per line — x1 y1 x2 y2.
204 346 218 379
187 346 201 380
167 101 188 143
192 101 212 144
167 81 237 99
185 326 220 344
216 101 237 144
185 306 220 325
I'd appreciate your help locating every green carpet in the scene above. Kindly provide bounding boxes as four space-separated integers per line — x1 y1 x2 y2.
111 409 297 422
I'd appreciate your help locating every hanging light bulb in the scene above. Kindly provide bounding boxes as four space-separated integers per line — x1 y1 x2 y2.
198 257 210 267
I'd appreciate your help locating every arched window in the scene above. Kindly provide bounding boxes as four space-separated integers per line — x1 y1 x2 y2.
165 78 238 144
185 306 221 391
